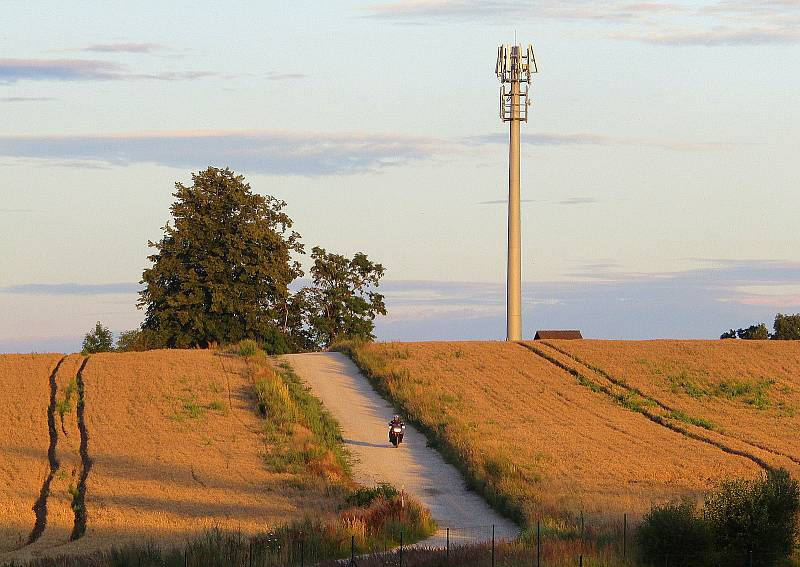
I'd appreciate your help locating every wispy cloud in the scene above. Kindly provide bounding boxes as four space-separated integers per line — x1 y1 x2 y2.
1 96 55 103
476 196 597 206
467 132 736 151
1 283 141 295
0 130 445 176
267 72 306 81
376 260 800 340
0 58 212 84
80 43 165 53
0 208 39 213
367 1 681 23
366 0 800 46
0 127 735 176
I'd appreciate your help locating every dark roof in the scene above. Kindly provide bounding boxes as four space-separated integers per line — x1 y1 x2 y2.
534 330 583 340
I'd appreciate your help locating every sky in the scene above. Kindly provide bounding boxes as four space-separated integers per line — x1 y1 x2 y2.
1 0 799 353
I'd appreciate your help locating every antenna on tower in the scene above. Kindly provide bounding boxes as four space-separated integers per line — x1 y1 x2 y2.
495 41 538 342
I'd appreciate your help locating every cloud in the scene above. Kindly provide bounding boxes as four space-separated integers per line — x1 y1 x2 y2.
0 208 38 213
81 43 165 53
1 283 141 295
467 132 735 152
1 96 55 103
0 130 445 176
367 1 681 23
0 58 212 84
375 260 800 341
476 197 597 205
267 72 306 81
619 26 800 45
367 0 800 46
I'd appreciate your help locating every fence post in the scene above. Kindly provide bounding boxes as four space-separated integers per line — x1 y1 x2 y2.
300 537 304 567
446 527 450 560
623 512 627 562
492 524 495 567
184 546 188 567
351 534 355 564
400 531 404 567
749 549 753 567
536 520 540 567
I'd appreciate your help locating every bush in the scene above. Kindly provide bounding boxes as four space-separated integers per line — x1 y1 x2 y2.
703 469 800 566
237 338 262 357
82 321 114 353
636 500 709 566
115 328 164 351
346 483 399 507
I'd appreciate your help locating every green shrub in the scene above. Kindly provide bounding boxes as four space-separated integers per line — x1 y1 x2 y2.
703 469 800 566
636 500 709 567
237 338 262 357
346 483 399 507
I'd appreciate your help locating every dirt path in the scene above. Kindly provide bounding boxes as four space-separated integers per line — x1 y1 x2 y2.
284 352 519 547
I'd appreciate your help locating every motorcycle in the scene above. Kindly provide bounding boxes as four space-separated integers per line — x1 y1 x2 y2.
388 423 405 447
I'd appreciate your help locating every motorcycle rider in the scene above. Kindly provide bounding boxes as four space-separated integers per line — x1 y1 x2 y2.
388 414 406 445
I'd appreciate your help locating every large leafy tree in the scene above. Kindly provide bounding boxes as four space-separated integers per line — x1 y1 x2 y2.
295 246 386 349
773 313 800 340
139 167 303 350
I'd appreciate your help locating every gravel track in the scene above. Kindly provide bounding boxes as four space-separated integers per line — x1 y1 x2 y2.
284 352 519 548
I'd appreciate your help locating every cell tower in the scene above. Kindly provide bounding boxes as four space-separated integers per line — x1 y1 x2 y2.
496 43 537 341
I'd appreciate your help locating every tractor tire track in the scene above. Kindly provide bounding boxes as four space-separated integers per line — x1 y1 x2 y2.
27 356 67 545
517 342 773 472
540 340 800 467
69 356 92 541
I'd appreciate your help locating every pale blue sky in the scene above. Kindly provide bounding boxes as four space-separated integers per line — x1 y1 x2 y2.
1 1 799 352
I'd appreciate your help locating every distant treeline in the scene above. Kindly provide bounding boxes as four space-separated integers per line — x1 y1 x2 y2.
721 313 800 340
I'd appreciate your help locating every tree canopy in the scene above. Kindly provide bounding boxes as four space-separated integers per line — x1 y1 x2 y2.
773 313 800 340
137 167 386 352
139 167 303 350
293 247 387 350
82 321 114 353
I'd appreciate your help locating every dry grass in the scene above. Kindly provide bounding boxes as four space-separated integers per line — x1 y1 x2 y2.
540 339 800 474
0 354 62 553
343 341 764 527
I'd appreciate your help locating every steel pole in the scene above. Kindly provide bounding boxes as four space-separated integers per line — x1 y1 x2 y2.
507 79 522 341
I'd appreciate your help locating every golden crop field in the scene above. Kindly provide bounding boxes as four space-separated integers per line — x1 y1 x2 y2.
345 340 776 526
0 350 339 563
0 354 62 553
537 339 800 475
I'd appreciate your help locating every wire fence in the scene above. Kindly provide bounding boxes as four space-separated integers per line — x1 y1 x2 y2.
6 516 788 567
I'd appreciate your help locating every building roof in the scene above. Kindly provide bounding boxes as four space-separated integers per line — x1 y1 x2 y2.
534 330 583 340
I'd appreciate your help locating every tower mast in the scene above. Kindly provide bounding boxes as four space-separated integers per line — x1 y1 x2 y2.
496 43 537 341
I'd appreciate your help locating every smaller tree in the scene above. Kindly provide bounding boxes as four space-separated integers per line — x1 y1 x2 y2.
738 324 769 340
297 247 386 350
772 313 800 340
703 469 800 566
637 500 709 567
721 329 737 339
82 321 114 353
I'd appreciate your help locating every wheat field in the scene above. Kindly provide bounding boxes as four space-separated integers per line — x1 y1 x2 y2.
0 354 62 553
0 350 338 563
348 340 774 525
538 339 800 474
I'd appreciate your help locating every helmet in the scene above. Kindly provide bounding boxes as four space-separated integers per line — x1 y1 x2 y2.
393 414 400 421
